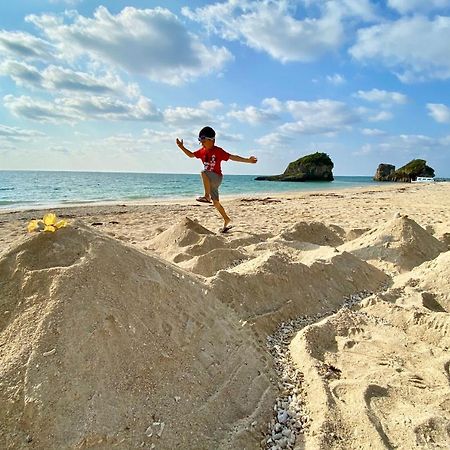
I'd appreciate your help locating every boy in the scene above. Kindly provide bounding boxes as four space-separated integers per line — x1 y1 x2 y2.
176 126 257 233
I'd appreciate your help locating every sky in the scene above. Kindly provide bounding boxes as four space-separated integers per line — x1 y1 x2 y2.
1 1 450 177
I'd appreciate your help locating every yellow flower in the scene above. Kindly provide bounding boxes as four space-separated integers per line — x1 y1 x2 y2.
27 213 69 233
55 219 68 229
27 219 41 233
43 213 57 226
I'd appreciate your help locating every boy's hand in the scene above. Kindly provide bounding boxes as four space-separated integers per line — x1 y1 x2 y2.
249 156 257 163
176 138 184 148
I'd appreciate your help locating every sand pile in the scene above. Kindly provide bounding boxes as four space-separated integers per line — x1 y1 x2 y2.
278 221 345 247
0 224 275 449
210 246 389 335
150 217 273 277
285 244 450 450
289 300 450 450
179 247 249 277
150 218 388 334
339 214 447 273
149 217 226 263
388 251 450 312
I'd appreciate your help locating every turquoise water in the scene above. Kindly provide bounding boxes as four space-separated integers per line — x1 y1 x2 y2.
0 170 383 210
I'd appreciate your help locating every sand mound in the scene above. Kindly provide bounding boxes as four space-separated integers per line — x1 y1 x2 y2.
345 227 371 241
210 247 389 334
424 222 450 249
290 303 450 449
339 215 447 273
179 247 249 277
226 232 274 250
278 221 344 247
377 250 450 312
149 217 226 262
0 224 274 449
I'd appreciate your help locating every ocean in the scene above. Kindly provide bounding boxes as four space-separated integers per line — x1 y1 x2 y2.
0 170 383 210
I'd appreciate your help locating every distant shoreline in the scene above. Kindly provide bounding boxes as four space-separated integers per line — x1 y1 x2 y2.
2 181 447 215
1 169 449 213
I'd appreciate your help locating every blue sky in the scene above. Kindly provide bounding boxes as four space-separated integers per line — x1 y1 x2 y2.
1 0 450 176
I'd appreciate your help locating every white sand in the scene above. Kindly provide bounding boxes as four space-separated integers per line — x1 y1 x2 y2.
1 182 449 449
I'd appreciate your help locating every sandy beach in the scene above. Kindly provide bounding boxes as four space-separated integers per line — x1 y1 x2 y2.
1 181 450 449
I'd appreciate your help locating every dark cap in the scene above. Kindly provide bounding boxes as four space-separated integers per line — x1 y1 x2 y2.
198 126 215 139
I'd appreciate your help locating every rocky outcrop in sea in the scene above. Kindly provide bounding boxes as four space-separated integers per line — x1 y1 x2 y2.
255 152 334 182
374 159 434 182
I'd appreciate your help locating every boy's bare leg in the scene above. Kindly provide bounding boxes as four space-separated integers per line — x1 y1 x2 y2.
212 200 231 227
200 172 211 200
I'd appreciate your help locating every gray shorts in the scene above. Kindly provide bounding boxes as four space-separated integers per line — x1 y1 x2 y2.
203 170 223 201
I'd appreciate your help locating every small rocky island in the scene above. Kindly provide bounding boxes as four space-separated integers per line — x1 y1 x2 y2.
374 159 435 182
255 152 334 182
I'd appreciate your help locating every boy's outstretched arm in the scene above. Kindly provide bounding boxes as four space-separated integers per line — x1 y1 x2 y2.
229 154 257 163
176 138 195 158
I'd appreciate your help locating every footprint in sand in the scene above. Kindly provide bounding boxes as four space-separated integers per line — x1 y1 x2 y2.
407 374 428 389
444 360 450 384
363 384 395 449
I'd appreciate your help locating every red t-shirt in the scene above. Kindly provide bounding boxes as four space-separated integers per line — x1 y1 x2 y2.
194 145 230 176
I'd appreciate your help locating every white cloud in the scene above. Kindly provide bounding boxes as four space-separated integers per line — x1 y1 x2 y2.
354 133 445 156
368 111 393 122
0 123 45 140
283 99 358 133
49 0 82 5
326 73 346 85
353 143 373 156
228 97 358 133
4 95 80 123
355 89 407 105
59 95 162 121
427 103 450 123
199 100 223 110
387 0 450 14
0 60 42 88
162 100 229 127
0 30 55 62
227 106 279 125
256 131 295 147
98 131 171 152
25 6 233 85
361 128 386 136
350 16 450 82
337 0 379 20
255 98 360 147
0 60 139 97
379 134 440 157
163 106 212 125
183 0 377 63
216 130 244 143
4 94 161 123
262 97 284 113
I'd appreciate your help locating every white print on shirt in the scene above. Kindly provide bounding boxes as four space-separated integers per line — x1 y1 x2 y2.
204 155 216 172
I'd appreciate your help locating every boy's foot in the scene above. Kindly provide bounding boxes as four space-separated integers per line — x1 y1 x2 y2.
196 196 212 203
220 224 233 233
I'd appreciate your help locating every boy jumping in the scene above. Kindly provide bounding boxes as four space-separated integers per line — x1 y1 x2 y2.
176 126 257 233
